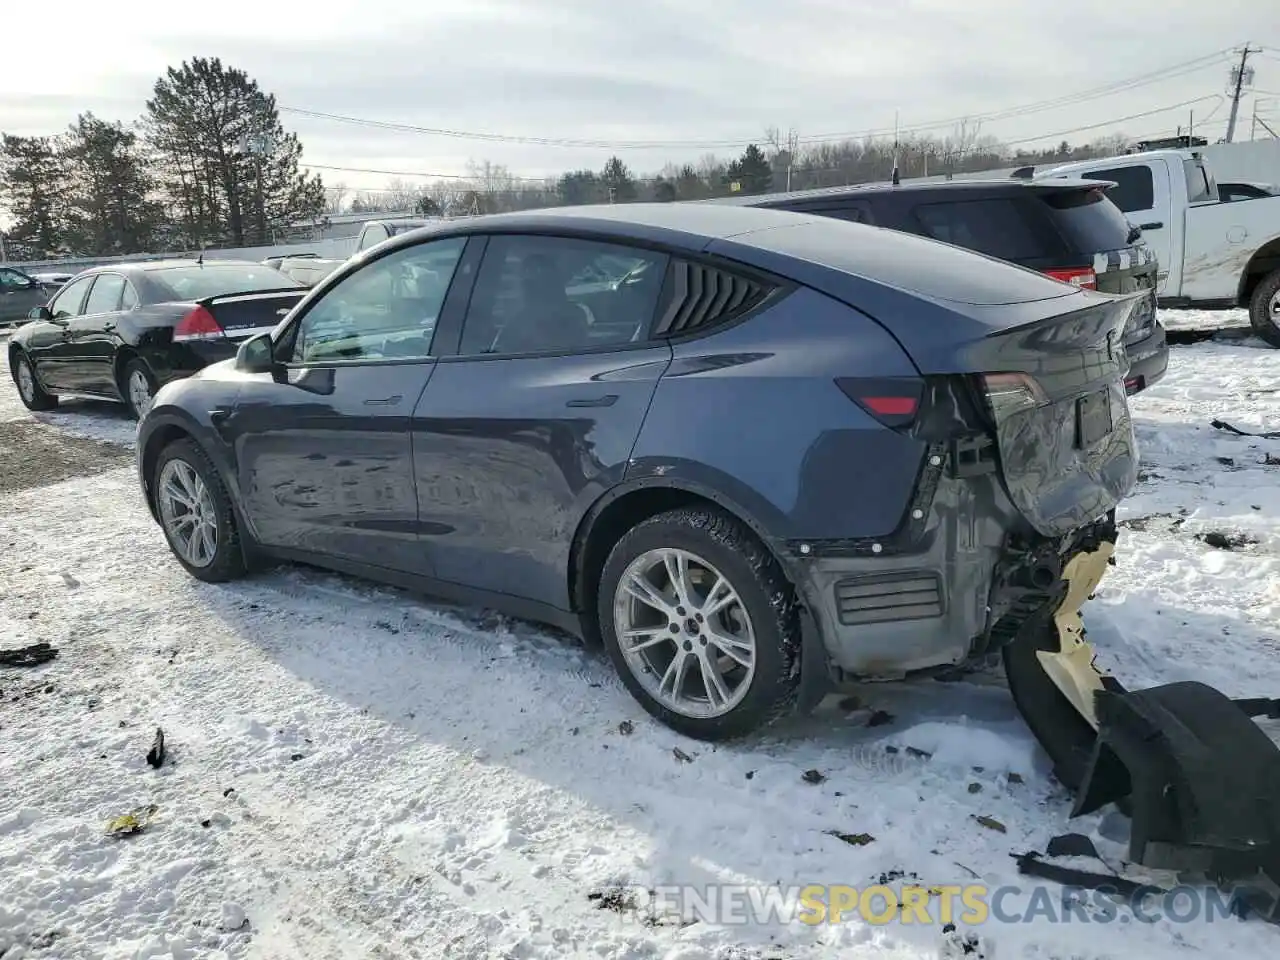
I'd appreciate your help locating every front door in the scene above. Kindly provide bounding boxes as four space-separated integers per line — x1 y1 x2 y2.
27 275 95 392
227 235 472 573
413 232 672 609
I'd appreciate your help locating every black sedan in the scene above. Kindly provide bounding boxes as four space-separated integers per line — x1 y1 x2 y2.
7 259 307 418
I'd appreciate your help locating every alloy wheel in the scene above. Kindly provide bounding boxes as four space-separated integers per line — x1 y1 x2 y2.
157 459 218 568
1269 289 1280 331
129 369 153 415
16 359 35 402
612 547 757 719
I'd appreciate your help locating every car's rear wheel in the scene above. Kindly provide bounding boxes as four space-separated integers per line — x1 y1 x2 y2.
11 351 58 411
597 506 801 740
123 358 158 419
1249 268 1280 349
154 438 246 583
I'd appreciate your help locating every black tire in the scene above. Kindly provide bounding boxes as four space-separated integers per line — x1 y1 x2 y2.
1002 609 1100 792
10 350 59 411
1249 268 1280 349
597 506 801 741
152 438 246 583
122 357 159 419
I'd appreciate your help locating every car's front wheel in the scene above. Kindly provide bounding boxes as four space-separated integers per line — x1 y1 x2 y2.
597 506 802 740
11 351 59 411
153 438 246 583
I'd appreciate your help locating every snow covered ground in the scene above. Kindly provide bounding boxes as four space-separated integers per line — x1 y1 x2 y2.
1 312 1278 960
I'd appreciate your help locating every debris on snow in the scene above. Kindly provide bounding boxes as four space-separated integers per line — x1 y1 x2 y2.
145 727 165 768
801 769 826 785
0 641 57 668
973 815 1007 834
1198 530 1259 550
106 804 158 837
672 746 693 764
826 830 875 847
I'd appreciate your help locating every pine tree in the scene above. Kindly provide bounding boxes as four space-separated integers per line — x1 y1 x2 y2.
726 144 773 195
0 134 69 259
60 113 165 255
600 156 637 203
142 57 325 247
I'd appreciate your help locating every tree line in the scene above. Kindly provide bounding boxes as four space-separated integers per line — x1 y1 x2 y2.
0 57 325 261
336 126 1134 219
2 56 1136 261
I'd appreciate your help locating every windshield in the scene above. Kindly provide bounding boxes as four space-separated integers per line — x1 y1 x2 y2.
151 264 301 300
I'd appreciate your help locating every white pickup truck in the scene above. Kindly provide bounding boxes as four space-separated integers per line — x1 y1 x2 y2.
1039 150 1280 346
266 217 442 287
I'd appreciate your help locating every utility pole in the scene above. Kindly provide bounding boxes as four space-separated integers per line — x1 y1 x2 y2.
1224 44 1258 144
891 111 901 186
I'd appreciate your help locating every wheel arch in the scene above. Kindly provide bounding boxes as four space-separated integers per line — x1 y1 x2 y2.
567 474 792 646
138 411 248 539
1237 234 1280 306
112 346 141 399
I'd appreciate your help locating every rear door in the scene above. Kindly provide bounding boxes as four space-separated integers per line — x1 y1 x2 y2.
411 232 673 609
69 272 128 394
226 235 473 573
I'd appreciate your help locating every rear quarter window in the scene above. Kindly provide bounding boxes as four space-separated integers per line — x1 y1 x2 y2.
912 198 1051 262
1037 188 1134 253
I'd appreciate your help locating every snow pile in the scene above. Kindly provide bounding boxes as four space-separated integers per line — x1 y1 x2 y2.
1 313 1278 959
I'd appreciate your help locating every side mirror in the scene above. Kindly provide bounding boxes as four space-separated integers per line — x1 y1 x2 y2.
28 306 52 321
235 333 277 374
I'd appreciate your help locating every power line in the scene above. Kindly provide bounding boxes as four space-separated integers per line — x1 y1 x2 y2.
282 47 1238 151
305 95 1229 189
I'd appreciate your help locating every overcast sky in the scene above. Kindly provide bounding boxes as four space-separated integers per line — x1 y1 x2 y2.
2 0 1277 194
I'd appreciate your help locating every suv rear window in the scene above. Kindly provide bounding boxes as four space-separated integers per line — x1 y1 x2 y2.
912 198 1050 261
1037 187 1134 253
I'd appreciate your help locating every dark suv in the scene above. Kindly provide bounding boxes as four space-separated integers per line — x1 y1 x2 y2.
136 204 1140 741
715 178 1168 394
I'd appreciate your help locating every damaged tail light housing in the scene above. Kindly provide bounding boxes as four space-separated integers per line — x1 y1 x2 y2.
981 372 1048 418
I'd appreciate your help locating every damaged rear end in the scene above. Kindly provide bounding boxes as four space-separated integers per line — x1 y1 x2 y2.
833 279 1144 677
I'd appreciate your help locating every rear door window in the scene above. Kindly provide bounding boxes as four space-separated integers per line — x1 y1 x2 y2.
1037 188 1134 253
83 274 126 314
359 224 389 252
1085 166 1155 212
912 198 1051 262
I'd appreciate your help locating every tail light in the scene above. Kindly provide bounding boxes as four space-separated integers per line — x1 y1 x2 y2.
835 377 923 429
173 305 223 342
981 373 1048 418
1043 267 1097 290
